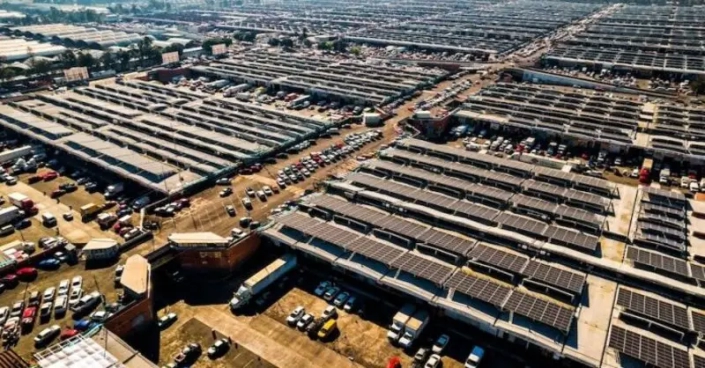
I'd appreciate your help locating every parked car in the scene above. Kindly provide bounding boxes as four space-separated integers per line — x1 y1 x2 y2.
297 313 314 330
432 334 450 354
322 305 337 320
158 313 178 329
286 306 305 325
34 325 61 347
333 291 349 307
16 267 37 280
207 338 230 358
323 287 340 301
174 343 201 365
425 354 442 368
54 295 68 317
314 281 332 296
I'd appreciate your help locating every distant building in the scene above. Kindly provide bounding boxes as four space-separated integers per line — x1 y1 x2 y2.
168 232 260 272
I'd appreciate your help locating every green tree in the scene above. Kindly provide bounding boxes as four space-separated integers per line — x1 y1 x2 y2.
318 41 333 50
58 50 77 67
268 38 280 47
350 46 361 56
164 43 185 56
27 59 53 79
280 37 294 49
100 52 116 70
302 38 312 48
0 67 17 83
692 75 705 96
118 50 132 71
138 37 154 65
77 52 96 69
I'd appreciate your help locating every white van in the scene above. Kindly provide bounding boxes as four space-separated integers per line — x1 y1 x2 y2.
42 213 57 227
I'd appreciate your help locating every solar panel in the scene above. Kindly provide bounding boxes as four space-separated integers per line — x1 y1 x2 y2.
444 271 513 307
522 262 586 295
416 228 477 257
467 184 514 204
544 226 599 253
641 203 685 220
467 243 529 275
692 311 705 334
639 222 686 241
346 236 405 264
555 206 605 228
563 190 611 210
695 355 705 368
376 216 431 240
636 233 686 253
495 212 548 237
626 247 689 277
616 288 690 331
638 213 686 231
522 180 567 200
308 194 389 225
511 195 559 215
691 264 705 282
447 200 501 223
608 326 690 368
277 212 324 232
390 252 455 285
642 186 687 203
502 291 574 334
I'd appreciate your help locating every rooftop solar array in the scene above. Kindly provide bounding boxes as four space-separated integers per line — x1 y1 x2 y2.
521 262 586 295
608 326 690 368
626 247 690 278
616 288 690 331
503 291 575 334
307 194 389 225
390 252 455 285
692 311 705 334
445 271 513 308
467 244 529 275
635 187 689 254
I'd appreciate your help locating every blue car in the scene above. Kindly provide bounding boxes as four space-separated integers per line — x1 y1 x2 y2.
74 319 98 331
37 258 60 269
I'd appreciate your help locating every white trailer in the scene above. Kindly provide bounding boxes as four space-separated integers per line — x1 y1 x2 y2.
0 207 20 226
398 309 429 348
387 303 416 342
0 146 33 164
229 254 297 310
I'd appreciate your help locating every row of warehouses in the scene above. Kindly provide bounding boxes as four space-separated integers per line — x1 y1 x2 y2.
264 138 705 368
2 23 143 49
546 5 705 76
191 50 448 105
0 79 335 194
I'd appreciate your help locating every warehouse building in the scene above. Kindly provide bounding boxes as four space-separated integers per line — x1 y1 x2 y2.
4 24 142 49
262 139 705 368
0 37 66 62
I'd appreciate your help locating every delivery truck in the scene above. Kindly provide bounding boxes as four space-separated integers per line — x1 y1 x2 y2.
8 193 34 211
229 254 297 310
0 207 21 227
398 309 429 349
80 203 103 221
0 146 33 165
387 303 417 342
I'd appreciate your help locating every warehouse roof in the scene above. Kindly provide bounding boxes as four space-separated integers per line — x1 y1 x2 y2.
83 238 118 252
120 255 150 297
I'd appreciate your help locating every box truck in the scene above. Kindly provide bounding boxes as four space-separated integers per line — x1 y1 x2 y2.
0 207 21 227
387 303 417 342
398 309 429 349
229 254 297 310
8 193 33 211
80 203 102 220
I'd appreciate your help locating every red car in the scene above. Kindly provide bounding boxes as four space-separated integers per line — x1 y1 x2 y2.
21 306 36 329
118 227 133 237
16 267 37 280
28 175 42 184
42 171 58 181
50 189 66 198
60 328 79 341
240 168 252 175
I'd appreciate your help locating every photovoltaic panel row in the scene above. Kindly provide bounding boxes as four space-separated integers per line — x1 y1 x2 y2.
522 262 586 295
511 194 559 215
444 271 513 308
642 187 687 208
495 212 548 237
346 172 421 198
277 212 325 233
562 189 611 210
616 288 690 331
446 200 502 223
544 226 599 253
638 213 686 231
608 326 690 368
626 247 690 278
503 291 574 334
305 222 361 249
467 243 529 275
377 216 432 240
363 160 475 193
695 355 705 368
692 311 705 334
346 236 405 264
636 233 686 253
390 252 455 285
691 264 705 282
308 194 389 225
642 203 685 220
639 222 686 241
534 166 613 194
416 228 477 257
555 206 606 228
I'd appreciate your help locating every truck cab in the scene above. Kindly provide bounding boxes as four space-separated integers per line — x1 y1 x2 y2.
387 303 416 342
464 346 485 368
398 309 429 349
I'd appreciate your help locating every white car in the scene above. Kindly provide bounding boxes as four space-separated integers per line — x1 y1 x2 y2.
9 301 23 318
57 280 70 296
425 354 441 368
262 186 273 196
34 325 61 347
54 296 68 316
432 334 450 354
71 276 83 291
296 313 314 330
286 306 305 325
43 287 56 302
343 296 357 313
0 307 8 326
322 305 337 320
90 310 111 322
68 288 83 307
314 281 331 296
690 181 700 193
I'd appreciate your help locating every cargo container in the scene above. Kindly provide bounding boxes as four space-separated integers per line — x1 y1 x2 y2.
229 254 297 310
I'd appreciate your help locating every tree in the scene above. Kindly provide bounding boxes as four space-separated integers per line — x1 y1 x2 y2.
692 75 705 96
58 50 77 67
0 67 17 83
302 38 312 48
318 41 333 50
280 37 294 49
350 46 361 56
118 50 132 71
77 52 96 69
164 43 185 56
27 59 53 79
300 27 308 41
138 37 154 65
100 52 116 70
268 38 280 47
